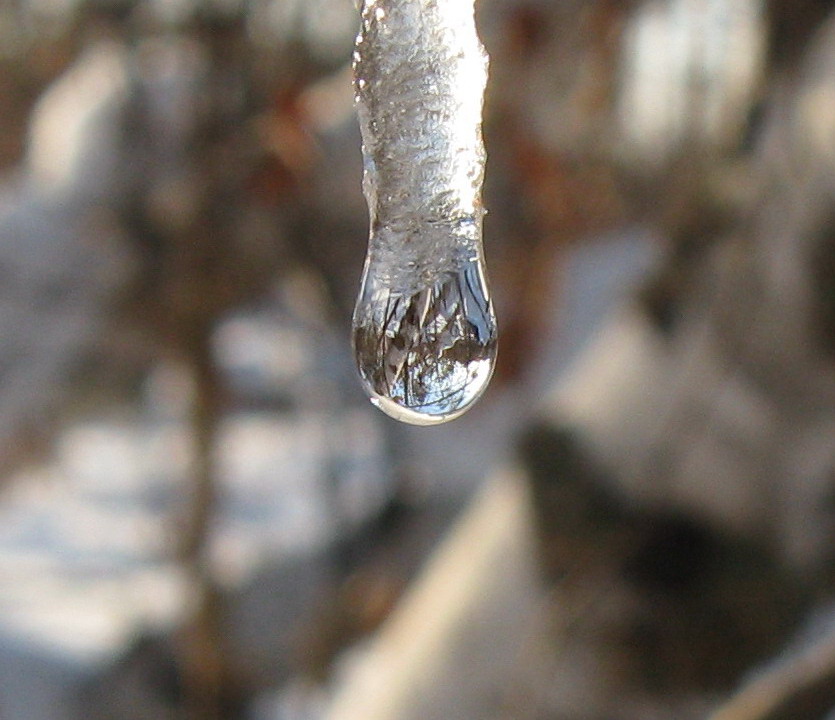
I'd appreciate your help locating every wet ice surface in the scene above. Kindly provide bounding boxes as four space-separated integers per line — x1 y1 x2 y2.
353 0 488 286
352 0 497 424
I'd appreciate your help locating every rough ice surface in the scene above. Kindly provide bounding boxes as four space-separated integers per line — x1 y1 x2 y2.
351 0 498 426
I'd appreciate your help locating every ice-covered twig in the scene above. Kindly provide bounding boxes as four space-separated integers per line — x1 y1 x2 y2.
351 0 498 425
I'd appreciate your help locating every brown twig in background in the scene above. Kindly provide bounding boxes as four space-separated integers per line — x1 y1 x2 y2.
177 321 227 720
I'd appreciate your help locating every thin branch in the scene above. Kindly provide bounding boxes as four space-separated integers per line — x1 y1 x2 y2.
177 323 227 720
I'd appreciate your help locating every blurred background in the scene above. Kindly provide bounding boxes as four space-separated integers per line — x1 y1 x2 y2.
2 0 835 718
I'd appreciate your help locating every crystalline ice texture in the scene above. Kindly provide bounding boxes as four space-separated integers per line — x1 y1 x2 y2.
352 0 498 426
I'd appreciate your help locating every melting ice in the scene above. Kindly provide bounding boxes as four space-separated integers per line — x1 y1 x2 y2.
351 0 498 426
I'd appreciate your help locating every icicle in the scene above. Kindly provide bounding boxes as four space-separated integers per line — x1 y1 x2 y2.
351 0 498 426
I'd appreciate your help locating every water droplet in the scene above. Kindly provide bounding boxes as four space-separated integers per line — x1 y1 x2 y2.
352 260 497 425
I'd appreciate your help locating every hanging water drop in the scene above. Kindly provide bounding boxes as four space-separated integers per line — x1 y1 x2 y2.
351 0 498 426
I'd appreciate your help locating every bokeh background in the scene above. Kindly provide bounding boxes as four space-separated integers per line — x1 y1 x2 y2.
1 0 835 718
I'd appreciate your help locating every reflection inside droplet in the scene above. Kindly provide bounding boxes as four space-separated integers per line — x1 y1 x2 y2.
352 260 497 425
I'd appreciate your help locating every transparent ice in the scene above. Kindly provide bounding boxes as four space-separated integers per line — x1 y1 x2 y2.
351 0 498 426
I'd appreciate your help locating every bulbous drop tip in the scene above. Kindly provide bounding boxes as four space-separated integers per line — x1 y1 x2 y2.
363 353 495 425
352 264 498 426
